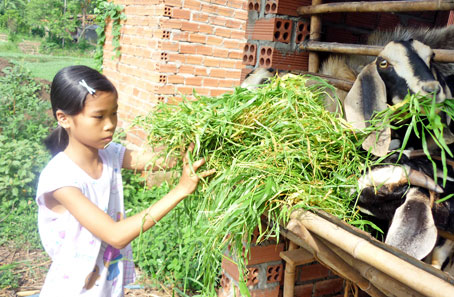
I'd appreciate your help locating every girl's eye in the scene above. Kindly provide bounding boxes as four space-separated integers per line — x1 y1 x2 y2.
93 115 103 119
379 59 388 69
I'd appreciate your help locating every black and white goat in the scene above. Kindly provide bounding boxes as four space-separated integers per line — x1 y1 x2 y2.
242 26 454 156
356 152 454 274
242 26 454 274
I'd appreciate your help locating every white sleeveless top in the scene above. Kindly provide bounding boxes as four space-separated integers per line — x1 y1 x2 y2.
36 142 135 297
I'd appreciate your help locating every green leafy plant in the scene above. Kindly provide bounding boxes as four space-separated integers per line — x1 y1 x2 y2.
369 93 454 186
0 63 52 246
133 74 371 295
94 0 126 71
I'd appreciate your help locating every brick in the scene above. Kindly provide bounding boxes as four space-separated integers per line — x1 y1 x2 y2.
204 78 220 87
181 21 199 32
193 12 209 22
264 0 311 17
248 243 285 265
213 48 230 58
168 53 185 63
189 33 207 44
157 64 178 73
183 0 201 9
180 44 197 54
186 55 204 65
314 278 344 297
179 65 195 74
155 84 176 95
206 36 223 45
198 24 213 34
215 27 231 38
160 19 183 30
168 75 185 84
294 284 313 297
172 8 191 19
163 0 182 6
196 45 213 56
194 67 208 76
210 15 228 26
298 263 330 282
177 86 196 95
186 76 203 86
204 57 220 67
172 31 189 42
249 285 279 297
219 79 237 88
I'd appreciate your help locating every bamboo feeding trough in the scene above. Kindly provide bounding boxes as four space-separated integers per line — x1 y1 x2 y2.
278 210 454 297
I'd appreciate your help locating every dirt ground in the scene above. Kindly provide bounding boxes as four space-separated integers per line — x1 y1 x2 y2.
0 57 174 297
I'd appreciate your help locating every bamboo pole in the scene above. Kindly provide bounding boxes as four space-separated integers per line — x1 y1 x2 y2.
318 236 426 297
290 209 454 297
300 41 454 63
308 0 323 73
282 241 298 297
286 219 387 297
298 1 454 15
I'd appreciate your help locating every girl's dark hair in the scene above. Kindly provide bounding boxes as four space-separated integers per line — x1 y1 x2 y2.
44 65 117 156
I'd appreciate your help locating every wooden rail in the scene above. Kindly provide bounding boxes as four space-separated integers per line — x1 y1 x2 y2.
301 41 454 63
298 0 454 15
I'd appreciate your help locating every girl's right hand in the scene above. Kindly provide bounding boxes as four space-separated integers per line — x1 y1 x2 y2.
176 143 215 196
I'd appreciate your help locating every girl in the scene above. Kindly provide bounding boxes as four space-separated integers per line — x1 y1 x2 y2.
36 65 214 296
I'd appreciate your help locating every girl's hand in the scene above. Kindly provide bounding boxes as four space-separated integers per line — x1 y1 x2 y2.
176 143 215 195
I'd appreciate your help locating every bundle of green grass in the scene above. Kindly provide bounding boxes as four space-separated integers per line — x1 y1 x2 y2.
133 73 454 294
134 74 378 292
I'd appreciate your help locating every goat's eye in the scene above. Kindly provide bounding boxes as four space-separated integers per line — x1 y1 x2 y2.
379 59 388 69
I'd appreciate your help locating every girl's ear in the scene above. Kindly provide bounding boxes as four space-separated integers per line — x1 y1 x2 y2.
56 110 70 129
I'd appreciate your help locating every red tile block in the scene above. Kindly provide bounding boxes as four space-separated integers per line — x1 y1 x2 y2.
242 43 257 65
266 264 283 283
258 46 308 71
248 242 285 265
248 0 260 12
246 266 260 286
295 20 309 43
249 18 292 43
314 278 344 297
298 263 329 282
294 284 313 297
250 286 280 297
265 0 311 17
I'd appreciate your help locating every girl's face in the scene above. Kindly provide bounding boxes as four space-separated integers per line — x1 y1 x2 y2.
65 91 118 150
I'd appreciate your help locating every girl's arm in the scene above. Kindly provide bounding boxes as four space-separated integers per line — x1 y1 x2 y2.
122 146 177 172
51 145 215 249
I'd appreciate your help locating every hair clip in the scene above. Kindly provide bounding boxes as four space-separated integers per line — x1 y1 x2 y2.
79 80 96 95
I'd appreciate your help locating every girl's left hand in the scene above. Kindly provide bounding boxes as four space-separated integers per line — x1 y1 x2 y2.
176 143 215 195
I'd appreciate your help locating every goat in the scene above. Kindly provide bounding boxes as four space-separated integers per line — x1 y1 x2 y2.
242 26 454 156
356 151 454 274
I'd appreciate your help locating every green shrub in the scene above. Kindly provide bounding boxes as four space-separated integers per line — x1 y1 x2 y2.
123 170 211 294
0 63 52 246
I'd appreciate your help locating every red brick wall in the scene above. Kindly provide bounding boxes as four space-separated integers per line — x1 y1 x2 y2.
102 0 248 145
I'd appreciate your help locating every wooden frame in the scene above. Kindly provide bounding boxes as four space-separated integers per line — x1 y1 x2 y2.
273 1 454 296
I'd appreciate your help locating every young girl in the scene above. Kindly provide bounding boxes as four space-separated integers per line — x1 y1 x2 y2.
36 65 214 296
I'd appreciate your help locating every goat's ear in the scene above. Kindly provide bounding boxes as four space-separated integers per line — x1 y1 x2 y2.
344 62 390 156
385 188 437 260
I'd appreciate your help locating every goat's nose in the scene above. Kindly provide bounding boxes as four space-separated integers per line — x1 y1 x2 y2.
422 83 441 95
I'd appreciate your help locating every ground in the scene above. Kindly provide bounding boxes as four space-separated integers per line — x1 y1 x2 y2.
0 56 174 297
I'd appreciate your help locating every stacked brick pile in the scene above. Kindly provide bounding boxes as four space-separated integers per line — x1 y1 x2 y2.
103 0 248 145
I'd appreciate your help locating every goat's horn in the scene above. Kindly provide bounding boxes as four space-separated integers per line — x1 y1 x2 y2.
407 168 444 193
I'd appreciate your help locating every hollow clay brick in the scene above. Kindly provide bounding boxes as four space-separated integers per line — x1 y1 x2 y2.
242 43 257 65
264 0 311 17
249 18 292 43
258 46 308 71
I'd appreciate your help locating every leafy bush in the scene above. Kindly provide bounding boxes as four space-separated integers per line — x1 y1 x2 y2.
123 170 212 294
0 63 52 246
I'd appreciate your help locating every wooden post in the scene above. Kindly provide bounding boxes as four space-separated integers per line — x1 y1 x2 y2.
297 1 454 15
280 242 314 297
286 219 387 297
308 0 322 73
